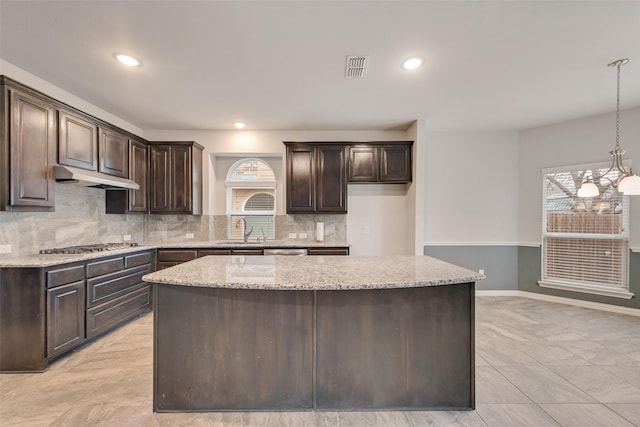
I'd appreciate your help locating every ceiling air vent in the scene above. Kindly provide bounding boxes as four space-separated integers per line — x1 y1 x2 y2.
345 55 370 79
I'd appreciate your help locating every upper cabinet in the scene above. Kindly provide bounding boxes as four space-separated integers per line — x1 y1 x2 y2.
0 78 56 211
98 126 128 178
58 109 98 171
348 142 412 183
59 110 129 178
285 143 347 214
105 138 149 214
149 141 203 215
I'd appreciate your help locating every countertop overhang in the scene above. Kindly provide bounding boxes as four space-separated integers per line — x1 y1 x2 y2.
0 241 349 268
142 255 485 291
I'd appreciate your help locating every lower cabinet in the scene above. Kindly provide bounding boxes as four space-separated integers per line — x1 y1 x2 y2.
46 281 85 358
0 249 154 372
157 246 348 269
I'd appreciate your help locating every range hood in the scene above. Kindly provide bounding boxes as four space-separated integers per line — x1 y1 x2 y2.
53 165 140 190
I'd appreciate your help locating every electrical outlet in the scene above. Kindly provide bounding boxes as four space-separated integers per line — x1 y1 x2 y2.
288 233 297 239
0 244 11 254
299 232 308 239
364 225 371 234
123 235 131 242
479 269 485 275
186 233 195 239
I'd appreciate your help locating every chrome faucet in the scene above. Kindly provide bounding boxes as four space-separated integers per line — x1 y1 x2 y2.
259 227 266 242
237 218 253 243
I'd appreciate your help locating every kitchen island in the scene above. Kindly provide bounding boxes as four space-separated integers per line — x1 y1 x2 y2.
142 255 484 412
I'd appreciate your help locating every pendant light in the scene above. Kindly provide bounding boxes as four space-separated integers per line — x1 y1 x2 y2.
578 58 640 197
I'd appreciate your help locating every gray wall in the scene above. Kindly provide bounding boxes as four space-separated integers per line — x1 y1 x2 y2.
423 245 518 291
518 246 640 310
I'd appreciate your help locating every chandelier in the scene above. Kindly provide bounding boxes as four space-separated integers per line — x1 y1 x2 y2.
577 58 640 197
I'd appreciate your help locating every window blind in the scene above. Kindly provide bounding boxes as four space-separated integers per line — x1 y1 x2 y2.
541 165 629 289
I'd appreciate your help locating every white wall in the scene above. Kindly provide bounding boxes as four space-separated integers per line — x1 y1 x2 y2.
144 129 414 254
347 184 407 255
0 60 143 137
424 131 519 245
519 107 640 248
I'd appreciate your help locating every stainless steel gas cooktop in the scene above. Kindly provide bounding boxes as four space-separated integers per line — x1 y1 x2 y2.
39 243 139 254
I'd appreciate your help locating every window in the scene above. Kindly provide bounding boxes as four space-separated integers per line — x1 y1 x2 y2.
539 163 632 299
226 159 276 240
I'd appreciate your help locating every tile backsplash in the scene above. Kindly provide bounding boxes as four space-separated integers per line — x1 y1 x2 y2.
0 184 346 257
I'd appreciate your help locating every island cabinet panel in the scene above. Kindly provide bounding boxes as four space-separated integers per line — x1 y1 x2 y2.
98 126 129 178
315 283 474 410
2 85 56 211
154 286 314 411
58 109 98 171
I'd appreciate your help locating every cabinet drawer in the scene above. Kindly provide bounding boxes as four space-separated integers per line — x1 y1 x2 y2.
86 265 150 308
47 265 85 288
307 248 349 256
86 257 124 278
125 251 153 268
198 249 232 256
157 250 197 262
232 249 264 256
86 286 151 339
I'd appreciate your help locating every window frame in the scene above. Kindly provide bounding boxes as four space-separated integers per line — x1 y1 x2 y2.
225 159 277 241
538 161 633 299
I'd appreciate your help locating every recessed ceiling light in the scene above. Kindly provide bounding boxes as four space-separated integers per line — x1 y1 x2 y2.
113 53 142 67
233 121 246 129
402 57 424 70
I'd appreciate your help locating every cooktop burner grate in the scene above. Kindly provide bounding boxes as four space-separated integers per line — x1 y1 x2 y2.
39 242 139 254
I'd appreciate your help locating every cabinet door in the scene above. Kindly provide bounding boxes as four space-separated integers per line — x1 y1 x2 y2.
7 90 56 210
128 139 148 212
170 145 192 212
150 145 171 212
99 127 129 178
348 146 378 182
47 281 85 358
380 144 412 183
286 145 315 213
316 145 347 213
58 110 98 171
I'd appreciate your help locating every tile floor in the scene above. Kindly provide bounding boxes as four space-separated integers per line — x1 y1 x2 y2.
1 296 639 426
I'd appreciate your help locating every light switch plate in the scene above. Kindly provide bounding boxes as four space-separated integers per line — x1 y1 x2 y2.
0 244 12 254
123 235 132 241
288 233 297 239
186 233 195 239
299 232 308 239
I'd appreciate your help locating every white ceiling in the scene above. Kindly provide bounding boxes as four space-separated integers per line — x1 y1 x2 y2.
1 1 640 132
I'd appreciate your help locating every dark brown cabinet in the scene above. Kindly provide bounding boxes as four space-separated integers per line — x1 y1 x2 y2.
0 249 154 372
347 142 412 183
1 79 56 211
285 143 347 214
47 280 85 358
105 138 149 214
99 126 129 178
58 109 98 171
149 141 203 215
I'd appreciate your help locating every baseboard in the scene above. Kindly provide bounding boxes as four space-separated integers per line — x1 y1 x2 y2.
476 290 640 317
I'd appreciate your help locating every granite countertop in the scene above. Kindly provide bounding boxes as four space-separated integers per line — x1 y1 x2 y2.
0 245 157 268
0 241 349 268
153 240 349 249
142 255 485 291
